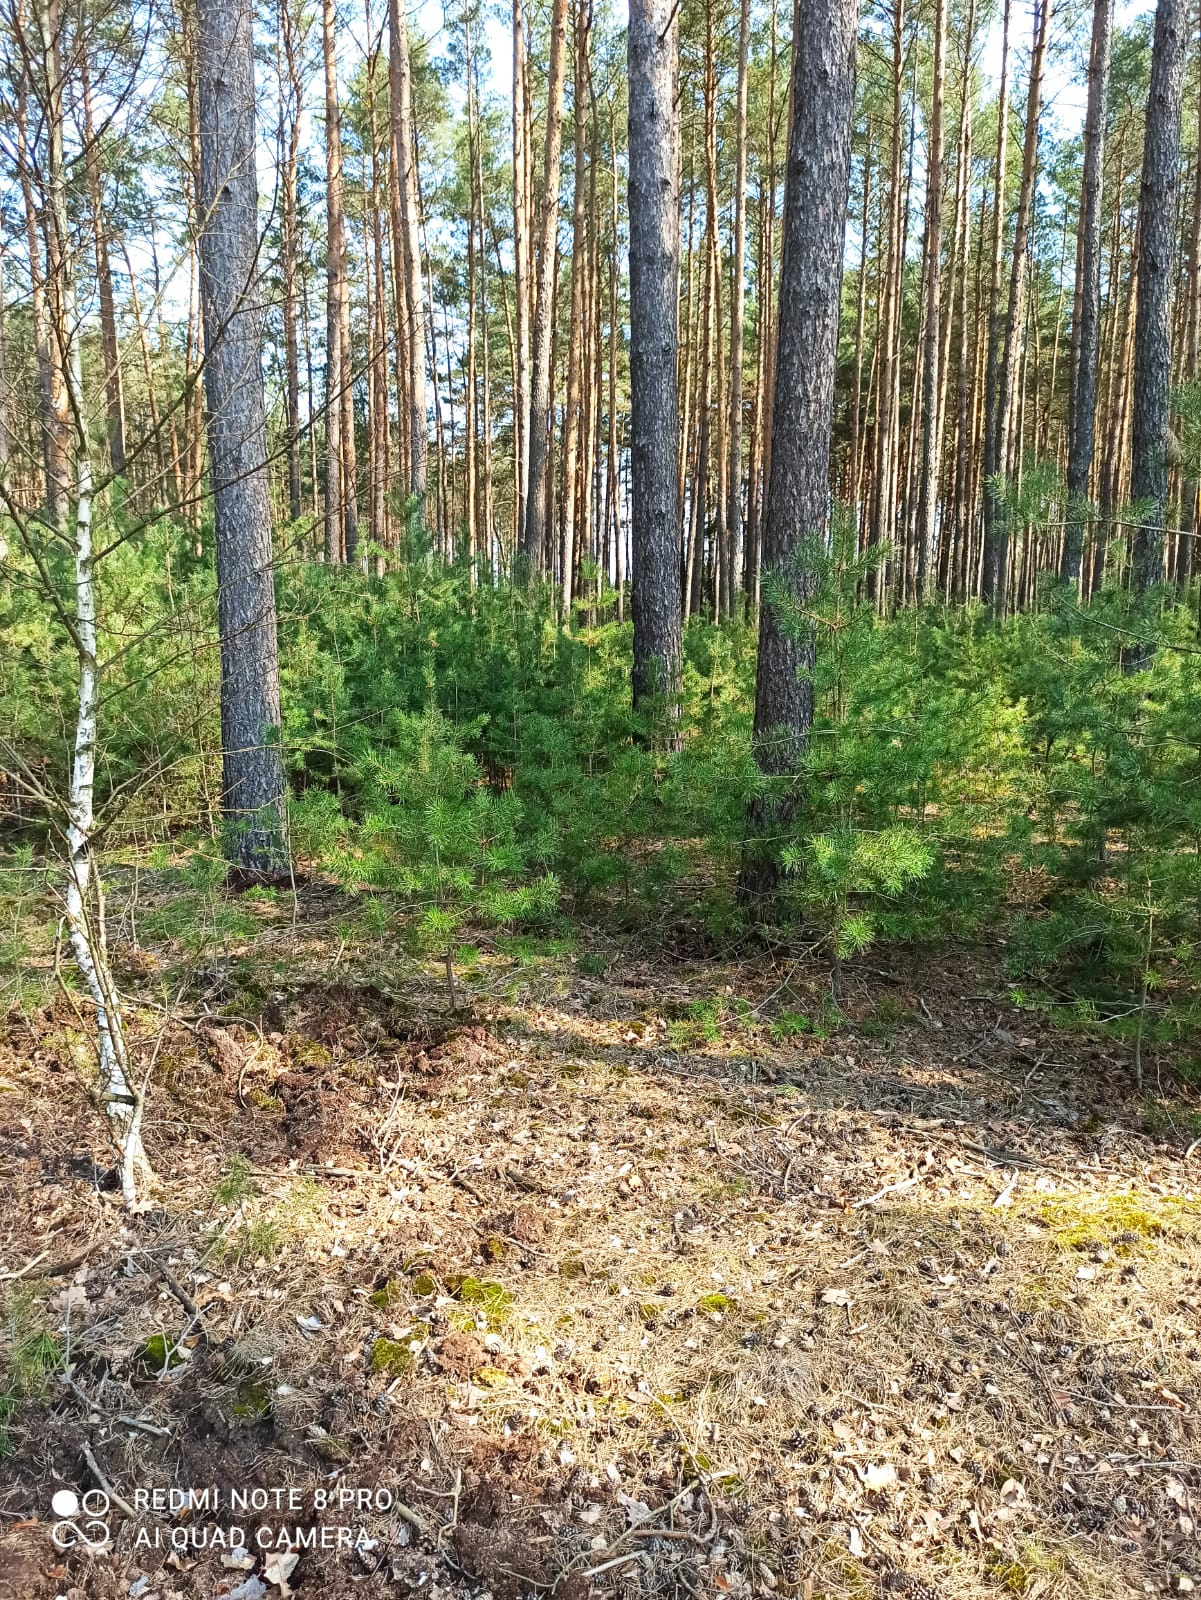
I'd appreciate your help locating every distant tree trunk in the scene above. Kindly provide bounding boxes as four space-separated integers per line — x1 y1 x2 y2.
464 12 479 557
702 0 726 613
627 0 682 722
1000 5 1049 464
512 0 531 547
0 253 9 474
849 123 871 523
606 96 623 617
740 0 857 904
725 0 752 616
747 4 780 612
322 0 346 561
985 0 1050 613
388 0 428 509
980 0 1011 608
1130 0 1188 598
473 47 495 571
521 0 568 568
14 68 69 525
870 0 904 588
936 0 975 595
1061 0 1112 586
915 0 947 599
81 58 126 479
1177 16 1201 586
180 13 206 530
560 0 590 623
366 32 391 559
197 0 288 872
279 0 304 523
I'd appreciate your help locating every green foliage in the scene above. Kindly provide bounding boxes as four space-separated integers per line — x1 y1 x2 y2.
0 1290 63 1456
6 512 1201 1073
213 1154 257 1208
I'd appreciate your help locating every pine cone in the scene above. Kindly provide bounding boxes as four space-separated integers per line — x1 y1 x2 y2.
879 1571 942 1600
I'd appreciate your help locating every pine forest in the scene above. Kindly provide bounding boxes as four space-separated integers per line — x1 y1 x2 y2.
3 0 1201 1592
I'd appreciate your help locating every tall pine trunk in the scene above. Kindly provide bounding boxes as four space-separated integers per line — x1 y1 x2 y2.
521 0 569 569
725 0 752 616
740 0 857 903
627 0 683 722
1062 0 1112 585
279 0 304 524
915 0 947 599
388 0 428 511
1130 0 1188 598
197 0 288 872
323 0 347 561
985 0 1050 612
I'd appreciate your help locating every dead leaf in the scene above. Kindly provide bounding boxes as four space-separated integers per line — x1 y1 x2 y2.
263 1550 299 1595
820 1287 852 1308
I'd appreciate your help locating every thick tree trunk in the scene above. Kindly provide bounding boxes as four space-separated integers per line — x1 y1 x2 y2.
740 0 857 904
627 0 682 722
1130 0 1188 597
197 0 289 873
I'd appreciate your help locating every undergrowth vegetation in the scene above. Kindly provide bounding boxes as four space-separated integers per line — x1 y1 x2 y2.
3 520 1201 1075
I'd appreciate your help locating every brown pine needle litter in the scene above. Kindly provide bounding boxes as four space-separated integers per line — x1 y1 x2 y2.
2 890 1200 1599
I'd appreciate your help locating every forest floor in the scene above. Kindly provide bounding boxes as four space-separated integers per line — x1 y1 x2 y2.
2 877 1201 1600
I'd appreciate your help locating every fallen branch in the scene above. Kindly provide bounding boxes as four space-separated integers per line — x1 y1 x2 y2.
851 1174 921 1209
81 1441 136 1519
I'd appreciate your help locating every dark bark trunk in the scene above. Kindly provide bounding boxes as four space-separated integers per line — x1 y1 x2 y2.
1062 0 1112 586
985 0 1050 613
915 0 947 599
740 0 857 904
521 0 568 568
1130 0 1188 598
388 0 428 508
627 0 683 724
196 0 288 873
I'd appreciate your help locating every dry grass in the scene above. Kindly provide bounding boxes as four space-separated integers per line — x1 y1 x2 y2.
1 879 1200 1600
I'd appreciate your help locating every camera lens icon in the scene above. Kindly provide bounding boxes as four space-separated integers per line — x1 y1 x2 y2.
50 1487 111 1551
